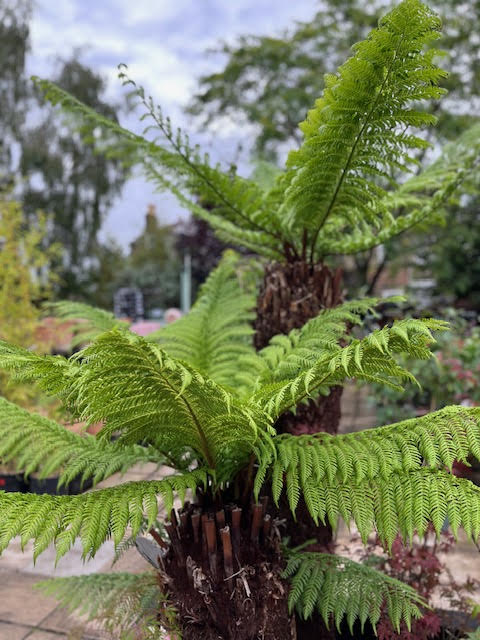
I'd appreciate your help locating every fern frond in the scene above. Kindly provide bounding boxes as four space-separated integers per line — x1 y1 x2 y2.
252 317 446 418
47 300 129 347
0 340 76 397
0 397 160 487
254 297 381 384
0 469 207 560
70 329 271 472
149 251 257 390
322 125 480 256
36 572 171 639
283 551 424 633
264 406 480 531
33 74 287 259
281 0 447 257
263 456 480 548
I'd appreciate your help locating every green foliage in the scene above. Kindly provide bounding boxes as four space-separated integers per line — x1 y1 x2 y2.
149 250 256 389
0 469 207 560
1 288 480 632
283 551 424 632
2 2 480 634
264 406 480 544
188 1 480 157
371 312 480 423
282 0 446 239
250 317 447 419
0 397 160 486
36 572 174 639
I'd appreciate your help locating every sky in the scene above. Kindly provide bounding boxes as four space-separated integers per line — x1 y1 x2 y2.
28 0 318 250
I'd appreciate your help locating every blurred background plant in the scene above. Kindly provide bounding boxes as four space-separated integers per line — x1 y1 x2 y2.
369 310 480 425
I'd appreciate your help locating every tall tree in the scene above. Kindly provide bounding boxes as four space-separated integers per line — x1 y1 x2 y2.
20 57 128 297
0 0 30 183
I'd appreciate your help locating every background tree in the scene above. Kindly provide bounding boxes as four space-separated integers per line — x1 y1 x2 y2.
0 195 59 405
189 0 480 159
0 0 30 184
20 57 128 298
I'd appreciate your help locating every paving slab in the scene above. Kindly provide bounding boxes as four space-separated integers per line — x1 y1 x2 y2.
0 621 31 640
0 572 58 626
40 607 105 638
22 540 115 578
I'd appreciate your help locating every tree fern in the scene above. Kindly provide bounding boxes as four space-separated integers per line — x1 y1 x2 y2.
3 1 480 635
283 551 424 632
31 0 480 265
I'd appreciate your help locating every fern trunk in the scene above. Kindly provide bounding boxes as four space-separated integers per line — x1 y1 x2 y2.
254 260 344 435
161 502 295 640
254 260 343 640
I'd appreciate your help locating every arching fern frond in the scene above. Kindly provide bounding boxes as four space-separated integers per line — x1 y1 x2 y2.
36 572 172 639
71 329 271 472
46 300 129 347
281 0 447 257
262 458 480 548
260 406 480 526
32 74 287 259
250 297 382 385
0 469 207 560
0 397 160 487
252 317 446 419
149 251 257 390
283 551 424 633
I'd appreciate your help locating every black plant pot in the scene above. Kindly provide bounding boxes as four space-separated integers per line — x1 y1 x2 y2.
28 474 93 495
28 476 69 495
0 472 28 492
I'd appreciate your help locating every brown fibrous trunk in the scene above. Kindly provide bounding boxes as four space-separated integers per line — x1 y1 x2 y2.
254 260 343 436
159 501 295 640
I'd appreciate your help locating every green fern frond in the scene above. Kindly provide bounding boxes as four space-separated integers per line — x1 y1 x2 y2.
36 572 172 639
282 0 447 256
264 406 480 526
0 340 76 397
32 74 286 259
0 397 160 487
47 300 129 346
254 297 381 383
70 329 269 471
283 551 424 633
264 457 480 548
149 251 257 390
252 317 446 418
0 469 207 560
323 125 480 256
